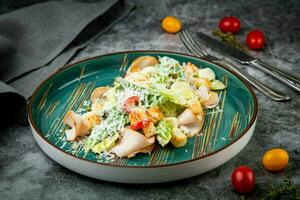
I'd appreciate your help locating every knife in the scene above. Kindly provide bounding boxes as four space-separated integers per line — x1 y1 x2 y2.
196 32 300 92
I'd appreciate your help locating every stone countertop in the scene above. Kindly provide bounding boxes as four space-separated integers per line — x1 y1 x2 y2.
0 0 299 199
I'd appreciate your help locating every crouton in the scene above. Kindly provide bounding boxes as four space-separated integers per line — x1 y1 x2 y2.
189 103 203 115
142 122 157 137
171 128 187 148
146 106 163 123
164 117 187 148
129 109 147 124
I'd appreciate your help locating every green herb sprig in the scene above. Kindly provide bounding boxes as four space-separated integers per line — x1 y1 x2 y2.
212 29 247 52
261 176 300 200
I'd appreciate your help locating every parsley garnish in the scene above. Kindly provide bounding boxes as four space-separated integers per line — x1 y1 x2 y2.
261 176 300 200
212 29 247 52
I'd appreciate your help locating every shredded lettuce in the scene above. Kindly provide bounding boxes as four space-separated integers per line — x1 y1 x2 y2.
155 56 186 81
92 133 120 153
85 107 129 151
156 119 173 147
115 78 165 107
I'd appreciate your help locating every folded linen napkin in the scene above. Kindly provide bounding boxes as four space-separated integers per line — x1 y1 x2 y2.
0 0 133 124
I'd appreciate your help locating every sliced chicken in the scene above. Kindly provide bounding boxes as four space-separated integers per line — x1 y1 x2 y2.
177 109 204 138
63 111 90 141
177 108 196 125
180 122 201 138
110 128 155 158
128 143 155 158
127 56 159 74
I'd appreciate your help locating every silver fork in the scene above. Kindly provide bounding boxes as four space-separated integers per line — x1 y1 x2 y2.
178 30 290 102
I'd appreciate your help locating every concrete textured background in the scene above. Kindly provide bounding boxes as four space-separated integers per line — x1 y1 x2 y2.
0 0 299 199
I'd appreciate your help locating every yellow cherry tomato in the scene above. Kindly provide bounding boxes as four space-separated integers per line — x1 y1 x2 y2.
162 16 182 33
262 148 289 171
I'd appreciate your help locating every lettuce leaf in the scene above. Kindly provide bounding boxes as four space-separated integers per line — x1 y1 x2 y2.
84 107 129 151
158 101 184 117
92 133 120 153
169 82 201 106
156 119 173 147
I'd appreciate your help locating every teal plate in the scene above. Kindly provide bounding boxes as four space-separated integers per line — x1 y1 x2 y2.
29 51 258 182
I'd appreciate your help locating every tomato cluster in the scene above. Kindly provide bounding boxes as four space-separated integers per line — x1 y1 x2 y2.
160 15 286 196
231 148 289 194
218 16 265 50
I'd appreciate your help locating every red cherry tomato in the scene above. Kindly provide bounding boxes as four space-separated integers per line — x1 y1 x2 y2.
246 30 265 50
129 119 150 130
231 166 255 194
219 16 241 33
123 96 139 113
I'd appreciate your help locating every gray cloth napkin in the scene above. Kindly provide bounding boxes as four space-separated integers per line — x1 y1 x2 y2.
0 0 133 123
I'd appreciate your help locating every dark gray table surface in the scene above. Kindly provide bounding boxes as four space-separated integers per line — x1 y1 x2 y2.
0 0 299 199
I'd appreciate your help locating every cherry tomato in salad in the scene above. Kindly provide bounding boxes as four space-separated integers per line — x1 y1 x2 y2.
231 166 255 194
219 16 241 33
129 119 150 130
162 16 182 33
246 30 265 50
262 148 289 172
123 96 139 113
